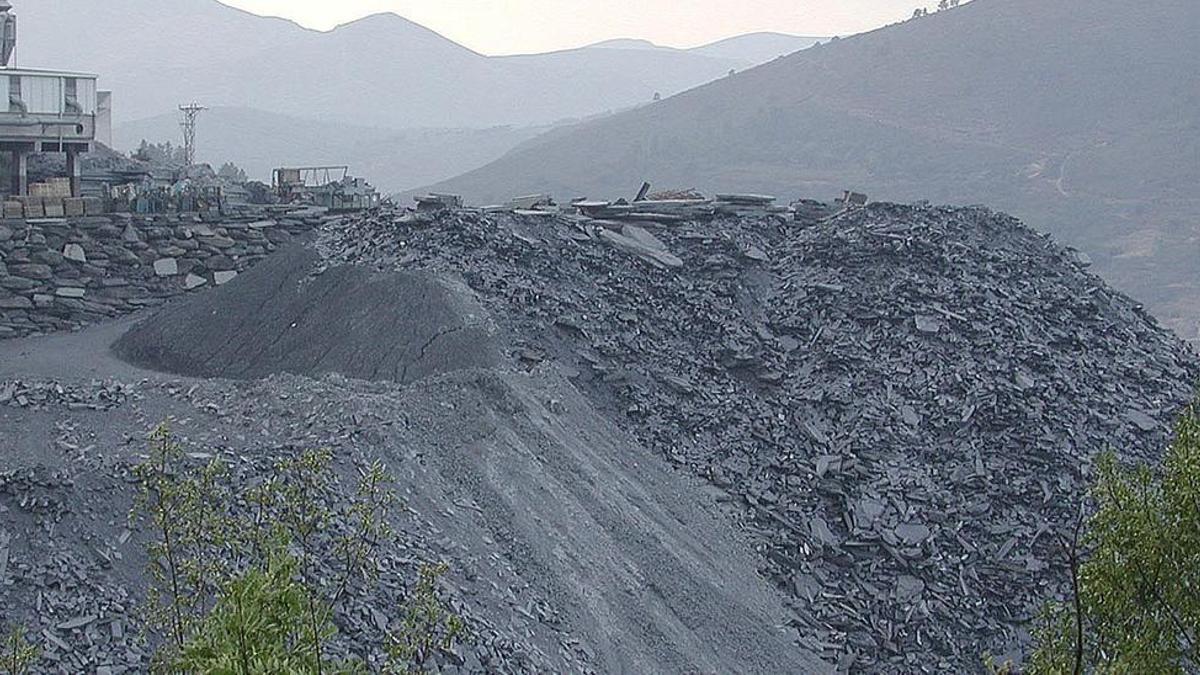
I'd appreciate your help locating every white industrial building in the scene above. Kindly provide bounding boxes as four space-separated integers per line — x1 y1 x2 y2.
0 1 109 197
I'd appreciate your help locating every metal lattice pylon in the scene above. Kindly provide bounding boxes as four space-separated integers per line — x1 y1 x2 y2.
178 102 207 166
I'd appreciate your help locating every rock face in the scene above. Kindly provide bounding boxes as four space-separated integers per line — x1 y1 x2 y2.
0 212 327 339
313 202 1199 670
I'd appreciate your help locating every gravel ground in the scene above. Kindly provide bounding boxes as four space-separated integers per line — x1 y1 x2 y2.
1 307 825 673
5 198 1197 673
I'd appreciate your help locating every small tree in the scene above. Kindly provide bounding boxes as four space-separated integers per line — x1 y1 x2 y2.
218 162 248 184
1027 397 1200 672
132 423 465 673
1 624 40 675
132 141 187 166
174 543 341 674
385 563 467 674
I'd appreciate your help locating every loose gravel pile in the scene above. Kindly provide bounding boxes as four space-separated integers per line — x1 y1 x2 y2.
310 202 1199 670
7 197 1197 673
115 245 499 384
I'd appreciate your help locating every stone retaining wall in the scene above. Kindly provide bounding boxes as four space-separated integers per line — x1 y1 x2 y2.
0 211 327 339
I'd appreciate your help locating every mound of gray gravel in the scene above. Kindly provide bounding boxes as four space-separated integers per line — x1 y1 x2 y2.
104 198 1199 671
113 244 499 384
314 201 1199 671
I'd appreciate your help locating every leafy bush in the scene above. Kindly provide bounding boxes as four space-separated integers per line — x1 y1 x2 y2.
176 545 342 674
385 563 467 674
1 625 39 675
1027 398 1200 673
132 423 465 673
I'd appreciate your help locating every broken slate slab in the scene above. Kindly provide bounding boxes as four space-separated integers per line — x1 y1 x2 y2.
63 243 87 263
915 316 941 334
153 258 179 277
0 530 9 582
597 228 683 269
810 515 841 547
894 522 931 546
1126 409 1160 432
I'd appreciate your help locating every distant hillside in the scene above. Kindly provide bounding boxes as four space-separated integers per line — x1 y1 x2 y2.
424 0 1200 343
115 107 546 192
587 32 826 63
16 0 812 130
687 32 825 63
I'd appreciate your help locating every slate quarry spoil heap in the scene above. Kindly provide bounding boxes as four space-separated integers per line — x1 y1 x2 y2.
318 201 1199 671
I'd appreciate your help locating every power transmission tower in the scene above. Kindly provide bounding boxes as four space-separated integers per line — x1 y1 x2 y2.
178 102 207 166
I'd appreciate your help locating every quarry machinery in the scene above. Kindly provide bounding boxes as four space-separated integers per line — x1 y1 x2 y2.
272 165 380 211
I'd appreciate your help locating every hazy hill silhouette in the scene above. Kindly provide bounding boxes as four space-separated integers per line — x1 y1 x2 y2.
19 0 818 129
424 0 1200 342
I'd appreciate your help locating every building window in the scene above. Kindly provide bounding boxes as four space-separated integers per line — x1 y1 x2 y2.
64 77 82 114
8 75 22 113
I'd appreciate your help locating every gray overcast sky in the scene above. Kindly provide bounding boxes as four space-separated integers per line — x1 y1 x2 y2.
218 0 929 55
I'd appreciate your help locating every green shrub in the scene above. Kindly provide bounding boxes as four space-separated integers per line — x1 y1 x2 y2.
1027 398 1200 673
385 563 467 674
1 624 40 675
131 423 465 673
175 543 356 674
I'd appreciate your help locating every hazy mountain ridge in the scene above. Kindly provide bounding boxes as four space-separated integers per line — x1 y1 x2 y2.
584 32 826 62
16 0 822 130
423 0 1200 343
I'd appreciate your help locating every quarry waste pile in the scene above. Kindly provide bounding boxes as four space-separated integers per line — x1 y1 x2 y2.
113 197 1200 671
3 191 1199 673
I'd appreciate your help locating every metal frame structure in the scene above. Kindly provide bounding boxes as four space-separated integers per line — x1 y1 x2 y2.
272 165 379 211
178 102 206 167
272 165 350 192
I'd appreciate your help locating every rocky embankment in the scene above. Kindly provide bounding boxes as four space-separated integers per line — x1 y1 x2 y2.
304 201 1198 670
0 210 328 339
4 195 1198 673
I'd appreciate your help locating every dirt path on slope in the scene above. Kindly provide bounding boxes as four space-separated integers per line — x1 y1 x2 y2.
385 367 830 674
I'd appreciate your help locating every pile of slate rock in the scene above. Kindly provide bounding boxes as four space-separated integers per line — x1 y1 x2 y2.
318 200 1198 671
0 382 563 674
0 379 134 411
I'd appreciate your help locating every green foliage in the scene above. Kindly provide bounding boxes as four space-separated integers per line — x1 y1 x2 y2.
1 624 40 675
133 425 236 666
133 140 187 166
385 563 467 675
132 423 431 673
175 544 354 674
1028 399 1200 673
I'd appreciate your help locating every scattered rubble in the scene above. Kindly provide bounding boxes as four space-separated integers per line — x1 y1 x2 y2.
6 185 1199 672
313 198 1199 670
0 379 133 410
0 375 573 674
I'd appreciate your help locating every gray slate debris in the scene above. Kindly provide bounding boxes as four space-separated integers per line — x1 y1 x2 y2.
317 198 1199 672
